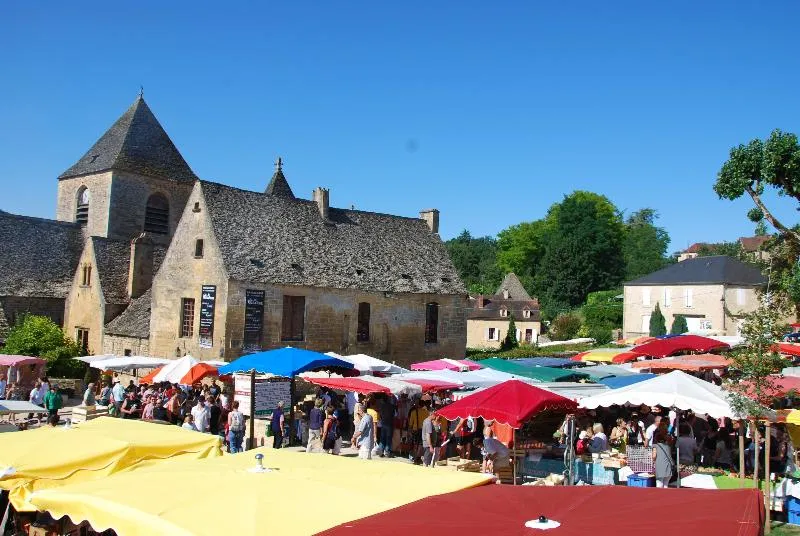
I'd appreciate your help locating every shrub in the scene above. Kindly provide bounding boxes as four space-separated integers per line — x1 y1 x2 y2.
551 313 582 341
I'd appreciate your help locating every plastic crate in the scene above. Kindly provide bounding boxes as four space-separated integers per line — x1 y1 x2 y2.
786 496 800 525
627 473 655 488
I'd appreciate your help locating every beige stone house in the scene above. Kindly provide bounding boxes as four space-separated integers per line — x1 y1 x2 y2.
623 255 767 338
467 273 541 349
1 95 467 366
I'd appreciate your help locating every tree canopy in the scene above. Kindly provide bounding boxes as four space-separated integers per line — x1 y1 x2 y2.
649 302 667 336
2 315 85 377
444 230 503 295
622 209 671 280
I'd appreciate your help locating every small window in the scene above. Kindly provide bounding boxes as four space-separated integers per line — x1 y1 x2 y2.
524 329 533 343
357 302 370 342
76 187 89 224
192 202 201 213
663 288 671 307
425 302 439 344
76 328 89 353
737 288 746 306
194 239 204 258
684 288 693 308
499 307 508 318
281 295 306 341
488 327 498 341
81 264 92 286
522 308 531 319
123 349 132 357
180 298 195 337
144 193 170 234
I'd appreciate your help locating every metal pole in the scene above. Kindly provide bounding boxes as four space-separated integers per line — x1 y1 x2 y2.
675 408 681 488
739 420 746 488
289 377 296 447
248 370 255 450
765 421 772 535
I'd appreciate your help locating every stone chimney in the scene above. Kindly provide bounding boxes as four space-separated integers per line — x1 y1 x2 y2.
419 209 439 234
313 187 330 221
476 295 485 308
128 232 154 299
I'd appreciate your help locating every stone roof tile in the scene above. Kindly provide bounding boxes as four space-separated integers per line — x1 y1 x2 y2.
104 288 152 338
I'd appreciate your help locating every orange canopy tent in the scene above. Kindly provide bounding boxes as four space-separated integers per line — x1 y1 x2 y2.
140 363 221 385
630 354 731 372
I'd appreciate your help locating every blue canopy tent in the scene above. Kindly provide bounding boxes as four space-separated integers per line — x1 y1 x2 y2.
598 374 657 389
219 347 354 448
218 347 354 377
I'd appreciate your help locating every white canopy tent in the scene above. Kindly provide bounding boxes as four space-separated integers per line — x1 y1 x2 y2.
326 352 408 375
393 370 467 388
578 370 767 420
73 355 119 364
152 355 198 384
89 356 172 371
359 376 422 396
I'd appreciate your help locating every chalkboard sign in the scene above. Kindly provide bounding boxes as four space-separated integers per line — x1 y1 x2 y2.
199 284 216 348
243 289 265 351
234 374 291 417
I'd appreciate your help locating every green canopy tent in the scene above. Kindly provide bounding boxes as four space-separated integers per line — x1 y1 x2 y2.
479 358 590 383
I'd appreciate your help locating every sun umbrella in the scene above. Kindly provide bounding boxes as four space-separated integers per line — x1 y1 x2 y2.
572 348 645 364
435 380 577 428
218 347 353 377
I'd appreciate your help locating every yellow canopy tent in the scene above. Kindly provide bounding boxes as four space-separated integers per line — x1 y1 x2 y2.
0 417 221 511
783 409 800 447
29 447 492 536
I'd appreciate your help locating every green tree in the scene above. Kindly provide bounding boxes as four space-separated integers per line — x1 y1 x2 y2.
623 209 670 280
550 313 582 341
696 241 742 258
534 192 626 317
501 315 518 351
496 220 547 294
649 302 667 336
726 294 792 418
755 221 768 236
715 129 800 247
445 230 503 294
670 314 688 335
2 315 86 377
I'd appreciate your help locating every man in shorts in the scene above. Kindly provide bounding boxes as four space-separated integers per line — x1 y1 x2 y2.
407 398 429 464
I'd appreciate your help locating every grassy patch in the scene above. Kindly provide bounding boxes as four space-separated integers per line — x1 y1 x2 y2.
772 522 800 535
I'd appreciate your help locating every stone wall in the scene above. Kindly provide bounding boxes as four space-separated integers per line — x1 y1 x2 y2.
55 172 113 236
63 240 106 353
150 182 229 360
0 296 66 338
108 171 193 245
103 334 150 356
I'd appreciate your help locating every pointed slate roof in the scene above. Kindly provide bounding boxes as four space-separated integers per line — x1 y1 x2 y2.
105 289 152 338
625 255 767 286
264 158 295 198
495 273 531 300
59 97 197 183
91 237 166 305
200 181 464 294
0 211 83 297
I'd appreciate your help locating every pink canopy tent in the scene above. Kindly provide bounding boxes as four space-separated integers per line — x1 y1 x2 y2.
0 356 46 367
410 359 482 372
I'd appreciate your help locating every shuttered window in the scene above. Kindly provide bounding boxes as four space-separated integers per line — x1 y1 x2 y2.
425 302 439 344
357 302 370 342
144 194 169 234
282 295 305 341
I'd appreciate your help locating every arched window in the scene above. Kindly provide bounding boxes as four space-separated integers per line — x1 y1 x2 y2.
144 193 169 234
425 302 439 344
76 187 90 224
357 302 370 342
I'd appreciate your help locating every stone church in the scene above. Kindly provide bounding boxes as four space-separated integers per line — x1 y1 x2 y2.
0 96 467 365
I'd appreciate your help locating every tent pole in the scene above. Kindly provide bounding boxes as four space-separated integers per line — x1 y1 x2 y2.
753 420 760 490
739 420 745 488
675 408 680 489
248 369 255 450
765 421 772 535
513 428 517 486
289 377 297 447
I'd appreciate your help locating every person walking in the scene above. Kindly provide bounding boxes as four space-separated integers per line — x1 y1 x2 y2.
207 396 221 436
270 401 285 449
421 413 440 467
43 384 62 419
322 406 339 454
111 380 126 417
82 383 96 406
227 401 246 453
652 430 676 488
378 396 396 457
351 405 374 460
307 399 325 453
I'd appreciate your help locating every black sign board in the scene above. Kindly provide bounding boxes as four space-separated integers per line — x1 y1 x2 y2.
243 289 265 350
199 284 216 348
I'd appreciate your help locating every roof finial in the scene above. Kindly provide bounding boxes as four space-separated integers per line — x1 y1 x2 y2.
138 85 144 99
275 156 283 172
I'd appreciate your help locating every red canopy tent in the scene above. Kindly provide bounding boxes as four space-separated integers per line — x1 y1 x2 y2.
305 377 391 395
401 378 462 392
632 334 730 358
318 485 764 536
773 342 800 357
434 379 576 428
630 353 731 372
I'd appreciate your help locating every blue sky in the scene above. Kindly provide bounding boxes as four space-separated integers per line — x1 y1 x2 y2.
1 2 798 253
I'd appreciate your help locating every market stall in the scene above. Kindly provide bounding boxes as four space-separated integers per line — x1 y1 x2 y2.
630 353 731 372
0 355 46 392
318 485 765 536
28 446 492 536
0 417 222 512
477 358 590 382
88 355 172 371
325 352 409 375
571 348 646 364
631 334 731 358
410 359 482 371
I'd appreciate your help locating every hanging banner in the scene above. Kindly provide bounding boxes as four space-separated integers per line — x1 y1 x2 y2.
199 284 216 348
243 289 265 351
233 374 291 417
